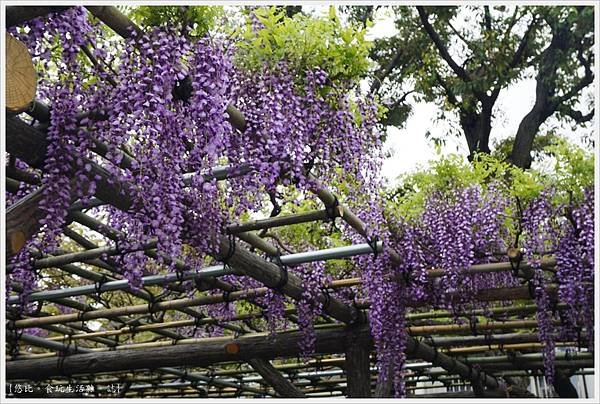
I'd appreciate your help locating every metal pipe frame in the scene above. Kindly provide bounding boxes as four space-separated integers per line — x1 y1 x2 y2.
8 241 382 305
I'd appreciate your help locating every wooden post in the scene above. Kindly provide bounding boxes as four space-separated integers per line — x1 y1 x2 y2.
247 359 305 398
6 33 37 114
374 363 393 397
344 331 372 397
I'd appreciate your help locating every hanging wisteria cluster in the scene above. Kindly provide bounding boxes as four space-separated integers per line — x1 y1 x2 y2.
6 7 595 397
6 7 381 356
345 180 594 396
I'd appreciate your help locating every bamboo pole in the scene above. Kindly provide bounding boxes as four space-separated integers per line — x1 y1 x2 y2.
11 278 565 330
227 208 341 234
11 287 270 329
445 341 580 354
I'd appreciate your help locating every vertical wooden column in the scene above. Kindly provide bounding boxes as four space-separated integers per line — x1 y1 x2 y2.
374 363 393 397
345 332 372 397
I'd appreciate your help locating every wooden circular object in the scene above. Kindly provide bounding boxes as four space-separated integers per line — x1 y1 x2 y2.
224 343 240 354
6 32 37 114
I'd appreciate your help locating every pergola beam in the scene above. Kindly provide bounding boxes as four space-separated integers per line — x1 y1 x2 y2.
6 332 267 396
6 6 70 27
6 325 372 380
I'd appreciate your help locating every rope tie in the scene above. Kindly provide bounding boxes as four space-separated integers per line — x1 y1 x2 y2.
219 232 236 265
94 274 112 308
509 253 521 278
527 279 536 299
190 316 204 337
484 332 493 350
77 304 95 328
146 291 164 323
130 324 139 340
326 195 340 219
57 334 74 377
324 196 340 234
222 290 232 311
94 274 109 297
367 235 380 259
8 320 23 358
320 286 331 309
271 249 288 292
175 268 185 284
506 349 517 364
469 315 479 336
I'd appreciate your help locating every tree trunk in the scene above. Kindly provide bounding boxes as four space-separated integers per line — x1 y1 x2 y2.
459 105 493 160
510 23 571 168
510 104 552 168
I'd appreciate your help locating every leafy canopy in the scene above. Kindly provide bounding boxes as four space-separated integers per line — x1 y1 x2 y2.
127 6 223 37
386 138 594 221
233 6 372 87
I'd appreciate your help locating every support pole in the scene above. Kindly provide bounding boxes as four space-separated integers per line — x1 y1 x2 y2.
247 359 305 398
344 331 372 397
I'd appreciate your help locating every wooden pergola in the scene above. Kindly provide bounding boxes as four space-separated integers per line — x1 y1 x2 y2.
4 6 593 399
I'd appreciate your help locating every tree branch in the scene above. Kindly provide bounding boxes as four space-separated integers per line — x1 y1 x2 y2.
508 14 539 69
501 6 521 45
370 50 403 94
416 6 471 82
558 105 595 123
484 6 492 31
447 21 474 52
434 72 461 108
556 49 594 104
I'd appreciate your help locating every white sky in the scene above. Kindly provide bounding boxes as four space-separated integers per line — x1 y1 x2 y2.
306 5 595 188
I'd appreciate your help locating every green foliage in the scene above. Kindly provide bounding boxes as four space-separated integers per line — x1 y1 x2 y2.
545 138 595 201
233 6 372 87
128 6 223 37
385 138 594 221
